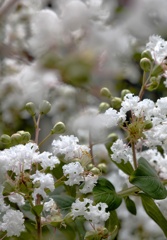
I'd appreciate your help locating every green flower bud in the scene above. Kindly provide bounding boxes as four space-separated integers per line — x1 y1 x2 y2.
151 64 164 77
90 167 100 175
98 102 110 113
39 100 51 115
141 50 153 61
140 58 151 72
51 122 66 134
111 97 122 110
100 87 111 98
147 76 160 91
121 89 131 100
0 134 11 144
17 131 31 143
87 163 94 171
25 102 36 116
97 163 107 173
144 120 153 130
11 133 22 145
107 133 118 142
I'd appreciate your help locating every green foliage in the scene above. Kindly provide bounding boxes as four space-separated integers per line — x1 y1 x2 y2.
140 193 167 237
93 178 122 211
129 157 167 199
124 196 137 215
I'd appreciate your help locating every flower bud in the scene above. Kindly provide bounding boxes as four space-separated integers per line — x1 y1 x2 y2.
97 163 107 173
17 131 31 143
98 102 110 113
100 87 111 98
111 97 122 110
140 58 151 72
51 122 66 134
39 100 51 115
141 50 153 61
147 76 160 91
25 102 36 116
121 89 131 100
107 133 118 143
151 64 164 77
11 133 22 145
0 134 11 144
90 167 100 175
87 163 94 171
144 120 153 130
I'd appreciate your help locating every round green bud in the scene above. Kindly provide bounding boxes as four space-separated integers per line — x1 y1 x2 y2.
111 97 122 110
140 58 151 72
39 100 51 115
97 163 107 173
17 131 31 143
90 167 100 175
144 120 153 130
11 133 22 145
107 133 118 143
151 64 164 77
141 50 153 61
121 89 131 100
51 122 66 134
25 102 36 116
100 87 111 98
98 102 110 113
0 134 11 144
87 163 94 171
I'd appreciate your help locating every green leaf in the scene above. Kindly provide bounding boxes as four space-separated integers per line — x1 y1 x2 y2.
93 178 122 211
31 205 43 216
84 231 102 240
140 193 167 237
19 201 35 221
113 159 134 175
105 210 119 240
49 194 75 215
124 196 137 215
129 157 167 199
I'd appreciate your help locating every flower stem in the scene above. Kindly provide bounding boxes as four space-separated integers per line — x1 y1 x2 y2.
117 186 140 198
131 141 138 169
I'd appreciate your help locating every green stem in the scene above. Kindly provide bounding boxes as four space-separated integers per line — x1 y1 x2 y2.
38 132 52 148
131 141 138 169
117 186 140 198
35 114 41 145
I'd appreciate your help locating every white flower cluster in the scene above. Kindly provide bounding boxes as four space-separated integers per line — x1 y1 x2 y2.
62 162 98 194
0 209 25 237
52 135 90 161
111 139 132 164
0 142 60 183
71 198 110 225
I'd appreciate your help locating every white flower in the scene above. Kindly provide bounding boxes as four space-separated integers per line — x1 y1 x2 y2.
0 209 25 237
43 198 56 212
146 35 167 63
121 93 140 114
34 151 60 170
52 135 90 161
71 198 110 225
0 142 38 176
31 171 55 200
111 139 132 163
8 193 25 206
63 162 84 186
104 108 125 127
80 174 98 194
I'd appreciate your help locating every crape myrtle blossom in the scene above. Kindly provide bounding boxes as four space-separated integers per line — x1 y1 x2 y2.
52 135 90 161
30 171 55 200
0 209 25 237
111 139 132 164
8 192 25 207
71 198 110 225
62 162 98 193
0 142 59 182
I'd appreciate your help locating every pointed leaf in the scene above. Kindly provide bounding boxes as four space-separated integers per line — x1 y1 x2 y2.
31 205 43 216
113 159 134 175
129 157 167 199
93 178 122 211
124 196 137 215
105 210 119 239
140 193 167 237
